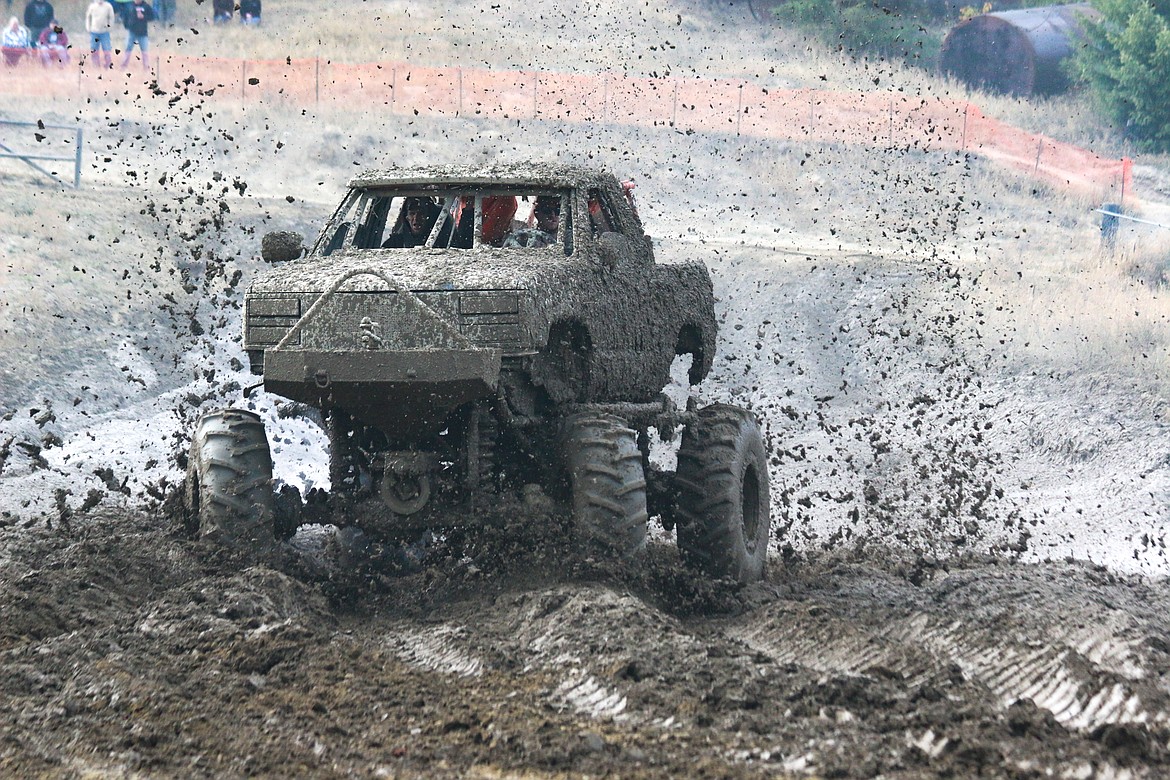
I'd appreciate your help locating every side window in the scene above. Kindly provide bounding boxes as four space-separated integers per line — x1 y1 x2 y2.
316 189 361 256
587 188 617 238
354 196 393 249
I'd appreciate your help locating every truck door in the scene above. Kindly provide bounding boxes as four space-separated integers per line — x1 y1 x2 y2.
586 186 655 399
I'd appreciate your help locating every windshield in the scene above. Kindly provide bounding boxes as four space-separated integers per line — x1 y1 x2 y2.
316 188 572 255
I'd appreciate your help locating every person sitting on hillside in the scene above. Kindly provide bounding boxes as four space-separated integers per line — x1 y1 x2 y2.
22 0 51 45
37 19 67 65
1 16 31 65
382 197 440 248
239 0 259 25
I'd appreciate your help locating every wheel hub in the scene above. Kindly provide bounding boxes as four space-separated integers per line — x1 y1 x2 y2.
379 451 439 515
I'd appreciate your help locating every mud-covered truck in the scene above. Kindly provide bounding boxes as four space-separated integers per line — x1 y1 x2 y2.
183 164 772 582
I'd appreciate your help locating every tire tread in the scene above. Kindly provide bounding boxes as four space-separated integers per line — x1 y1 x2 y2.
562 412 649 558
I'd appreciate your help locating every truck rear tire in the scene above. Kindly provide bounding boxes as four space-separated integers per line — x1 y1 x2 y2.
675 404 770 583
184 408 278 553
561 412 648 558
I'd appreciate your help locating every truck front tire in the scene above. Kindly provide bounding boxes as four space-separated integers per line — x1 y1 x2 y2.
675 404 771 583
562 412 648 558
184 408 278 554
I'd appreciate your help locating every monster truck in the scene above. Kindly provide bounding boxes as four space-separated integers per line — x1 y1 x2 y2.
183 164 771 582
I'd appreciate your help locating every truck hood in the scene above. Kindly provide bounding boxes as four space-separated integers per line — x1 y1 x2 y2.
249 249 594 295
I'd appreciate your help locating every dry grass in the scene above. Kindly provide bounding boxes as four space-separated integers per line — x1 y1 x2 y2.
951 168 1170 383
39 0 1120 154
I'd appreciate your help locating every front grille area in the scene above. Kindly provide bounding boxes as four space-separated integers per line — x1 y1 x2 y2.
459 292 523 349
246 291 527 353
246 296 301 346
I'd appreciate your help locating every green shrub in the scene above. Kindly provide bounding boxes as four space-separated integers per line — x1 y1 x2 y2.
775 0 940 65
1073 0 1170 152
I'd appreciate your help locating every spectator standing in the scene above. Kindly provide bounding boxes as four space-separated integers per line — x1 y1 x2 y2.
151 0 172 27
118 0 152 70
85 0 115 67
239 0 258 25
1 15 30 65
211 0 231 24
111 0 132 27
22 0 51 45
37 18 66 65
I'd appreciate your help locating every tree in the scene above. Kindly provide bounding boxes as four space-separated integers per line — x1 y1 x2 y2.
1074 0 1170 151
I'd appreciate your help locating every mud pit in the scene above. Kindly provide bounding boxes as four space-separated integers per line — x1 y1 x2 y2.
3 503 1169 778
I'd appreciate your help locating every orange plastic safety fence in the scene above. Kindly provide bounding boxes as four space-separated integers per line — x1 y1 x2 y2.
0 53 1131 201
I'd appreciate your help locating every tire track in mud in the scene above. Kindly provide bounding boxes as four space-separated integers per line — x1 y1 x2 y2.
728 612 1158 731
380 566 1164 742
365 565 1169 778
725 579 1170 735
386 625 485 679
4 512 1170 777
383 587 672 723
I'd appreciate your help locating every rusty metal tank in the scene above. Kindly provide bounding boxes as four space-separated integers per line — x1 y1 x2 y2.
940 4 1098 96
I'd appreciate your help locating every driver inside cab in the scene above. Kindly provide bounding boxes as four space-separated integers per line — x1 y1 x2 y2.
383 197 440 248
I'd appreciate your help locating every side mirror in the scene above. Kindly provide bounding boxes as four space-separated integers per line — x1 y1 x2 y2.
261 231 305 263
595 231 630 269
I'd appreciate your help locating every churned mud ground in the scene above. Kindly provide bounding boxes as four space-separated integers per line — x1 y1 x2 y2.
3 502 1170 779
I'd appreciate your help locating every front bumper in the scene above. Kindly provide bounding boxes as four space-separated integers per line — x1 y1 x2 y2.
263 346 502 441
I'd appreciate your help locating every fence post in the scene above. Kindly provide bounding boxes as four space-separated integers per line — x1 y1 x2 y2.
241 60 246 100
1121 158 1129 208
73 128 81 190
889 96 894 147
671 79 677 127
533 70 538 118
960 103 969 151
457 68 463 117
736 83 743 136
391 66 396 115
1034 138 1043 172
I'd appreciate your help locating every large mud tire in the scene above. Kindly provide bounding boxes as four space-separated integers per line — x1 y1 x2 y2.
675 404 771 583
561 412 648 558
184 408 278 554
